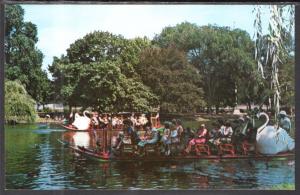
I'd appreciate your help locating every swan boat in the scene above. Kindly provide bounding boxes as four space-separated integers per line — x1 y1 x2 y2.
59 111 295 162
58 139 294 162
61 111 92 131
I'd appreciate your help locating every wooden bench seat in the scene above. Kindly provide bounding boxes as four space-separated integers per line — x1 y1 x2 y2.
195 144 211 156
218 143 235 155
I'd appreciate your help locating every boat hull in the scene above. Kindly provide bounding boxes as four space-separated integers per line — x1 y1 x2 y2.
68 144 295 162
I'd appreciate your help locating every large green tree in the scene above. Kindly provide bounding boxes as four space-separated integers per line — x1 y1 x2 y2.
66 31 150 78
5 5 51 105
49 31 158 112
5 80 37 123
154 23 260 113
136 46 205 113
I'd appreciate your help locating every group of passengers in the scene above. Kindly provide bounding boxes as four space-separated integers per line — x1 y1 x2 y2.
88 112 149 130
90 113 110 129
112 117 242 156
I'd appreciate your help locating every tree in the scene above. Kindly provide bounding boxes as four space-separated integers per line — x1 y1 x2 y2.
48 55 69 103
66 31 151 78
5 5 51 105
253 5 295 118
73 60 158 112
154 23 258 113
49 31 158 112
5 80 37 124
136 46 205 113
153 22 199 51
278 56 294 111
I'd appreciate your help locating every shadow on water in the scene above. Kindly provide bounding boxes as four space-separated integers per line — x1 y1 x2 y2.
5 124 295 190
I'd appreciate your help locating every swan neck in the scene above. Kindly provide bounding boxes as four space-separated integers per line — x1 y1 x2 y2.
257 112 269 134
83 111 87 117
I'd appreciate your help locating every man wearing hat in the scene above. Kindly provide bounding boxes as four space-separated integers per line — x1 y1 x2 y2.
278 110 291 134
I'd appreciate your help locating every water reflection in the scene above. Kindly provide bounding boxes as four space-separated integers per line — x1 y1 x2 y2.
5 124 295 190
62 129 120 150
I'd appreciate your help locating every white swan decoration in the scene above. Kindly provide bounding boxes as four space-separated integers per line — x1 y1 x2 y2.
256 112 295 154
72 111 91 130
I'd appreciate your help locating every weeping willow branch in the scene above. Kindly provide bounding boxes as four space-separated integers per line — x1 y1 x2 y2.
253 4 294 121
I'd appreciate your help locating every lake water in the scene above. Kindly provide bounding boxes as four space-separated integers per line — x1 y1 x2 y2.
5 124 295 190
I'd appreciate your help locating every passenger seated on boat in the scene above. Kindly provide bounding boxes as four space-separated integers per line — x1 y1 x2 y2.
91 112 100 129
135 115 144 131
115 115 124 129
175 119 184 139
114 132 124 149
104 115 110 125
112 115 118 128
149 112 160 128
278 110 291 134
130 113 137 127
170 119 180 143
98 115 109 128
161 122 171 156
136 126 150 144
115 119 140 150
170 120 184 154
137 127 159 155
181 127 195 146
127 119 141 144
208 123 221 145
184 124 208 154
219 122 233 144
139 114 148 126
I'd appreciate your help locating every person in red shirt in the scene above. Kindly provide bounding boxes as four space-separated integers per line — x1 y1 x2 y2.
184 124 208 154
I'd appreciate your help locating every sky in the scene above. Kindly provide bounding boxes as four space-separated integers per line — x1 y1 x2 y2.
21 4 272 75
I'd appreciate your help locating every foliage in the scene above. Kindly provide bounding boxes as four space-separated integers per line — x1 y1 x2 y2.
5 80 37 123
66 31 151 78
49 31 157 112
154 23 259 112
153 22 199 51
5 5 51 105
279 57 294 108
136 46 205 113
47 18 294 114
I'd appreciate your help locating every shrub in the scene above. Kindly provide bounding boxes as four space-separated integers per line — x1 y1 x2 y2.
5 80 37 123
